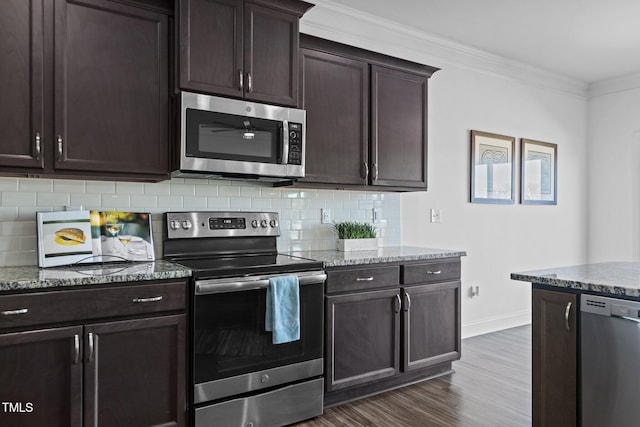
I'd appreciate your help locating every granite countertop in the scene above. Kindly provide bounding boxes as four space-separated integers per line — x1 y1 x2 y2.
289 246 467 268
0 260 192 293
511 262 640 299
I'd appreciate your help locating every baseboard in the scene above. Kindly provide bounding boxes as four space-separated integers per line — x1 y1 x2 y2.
462 310 531 339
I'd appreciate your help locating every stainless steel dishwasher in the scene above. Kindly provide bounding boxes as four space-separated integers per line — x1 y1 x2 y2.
581 294 640 426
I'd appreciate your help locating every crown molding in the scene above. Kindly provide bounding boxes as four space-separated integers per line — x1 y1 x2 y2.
301 1 588 99
588 72 640 98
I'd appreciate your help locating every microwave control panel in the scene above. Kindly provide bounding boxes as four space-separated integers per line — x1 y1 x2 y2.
287 122 303 165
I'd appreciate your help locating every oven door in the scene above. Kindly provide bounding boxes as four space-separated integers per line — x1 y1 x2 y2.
192 270 325 404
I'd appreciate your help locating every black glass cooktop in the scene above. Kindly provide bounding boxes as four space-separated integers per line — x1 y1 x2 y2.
170 253 322 280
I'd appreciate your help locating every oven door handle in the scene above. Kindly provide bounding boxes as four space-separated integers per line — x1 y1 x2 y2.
195 272 327 295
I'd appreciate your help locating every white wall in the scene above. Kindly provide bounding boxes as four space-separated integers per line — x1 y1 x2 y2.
587 79 640 262
303 0 589 337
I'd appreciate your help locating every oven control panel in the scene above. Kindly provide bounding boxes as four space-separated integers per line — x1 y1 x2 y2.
165 211 280 239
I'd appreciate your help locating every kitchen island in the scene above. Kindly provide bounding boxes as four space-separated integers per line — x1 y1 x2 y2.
511 261 640 427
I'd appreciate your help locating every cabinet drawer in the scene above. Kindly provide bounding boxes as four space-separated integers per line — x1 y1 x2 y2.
401 259 460 285
0 281 187 329
326 265 399 294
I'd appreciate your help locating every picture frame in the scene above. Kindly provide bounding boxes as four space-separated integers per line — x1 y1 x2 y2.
37 211 94 268
521 138 557 205
470 130 516 204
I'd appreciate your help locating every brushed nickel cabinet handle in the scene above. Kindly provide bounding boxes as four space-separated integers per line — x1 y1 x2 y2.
239 69 243 91
57 135 63 161
565 302 573 332
427 270 442 275
395 294 401 314
403 292 411 312
363 162 369 180
373 163 379 181
132 296 163 303
88 332 95 362
356 277 374 282
1 308 28 316
35 133 41 160
73 334 80 364
247 72 253 93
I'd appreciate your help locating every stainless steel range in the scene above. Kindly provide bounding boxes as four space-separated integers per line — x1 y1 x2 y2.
163 211 325 427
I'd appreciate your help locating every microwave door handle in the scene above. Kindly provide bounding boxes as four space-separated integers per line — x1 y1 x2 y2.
282 120 289 165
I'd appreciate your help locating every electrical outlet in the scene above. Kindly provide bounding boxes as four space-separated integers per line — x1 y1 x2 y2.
430 208 441 223
321 208 331 224
372 208 382 223
469 285 480 298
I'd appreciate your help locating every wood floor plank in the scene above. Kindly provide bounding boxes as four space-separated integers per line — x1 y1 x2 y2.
294 325 532 427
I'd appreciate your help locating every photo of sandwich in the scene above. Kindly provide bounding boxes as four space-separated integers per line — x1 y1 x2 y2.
37 211 93 267
54 227 86 246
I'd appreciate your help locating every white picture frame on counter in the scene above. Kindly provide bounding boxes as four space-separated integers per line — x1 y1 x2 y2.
37 211 94 268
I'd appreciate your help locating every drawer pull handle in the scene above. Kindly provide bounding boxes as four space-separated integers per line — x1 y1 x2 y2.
1 308 28 316
426 270 442 275
356 277 374 282
132 296 163 303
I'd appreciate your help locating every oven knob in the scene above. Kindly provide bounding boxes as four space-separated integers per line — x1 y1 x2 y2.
260 374 270 384
170 220 180 230
182 220 192 230
251 220 259 228
260 219 268 228
269 219 277 228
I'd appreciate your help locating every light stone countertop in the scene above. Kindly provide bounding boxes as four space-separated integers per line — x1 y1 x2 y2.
289 246 467 268
511 262 640 299
0 260 192 293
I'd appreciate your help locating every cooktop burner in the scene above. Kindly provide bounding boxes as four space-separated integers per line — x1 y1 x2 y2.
162 211 323 280
170 253 322 280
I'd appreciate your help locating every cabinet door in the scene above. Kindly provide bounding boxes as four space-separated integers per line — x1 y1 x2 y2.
0 0 45 169
244 1 299 106
371 65 428 188
84 314 186 427
0 326 83 427
299 48 368 185
326 289 400 391
402 281 461 372
53 0 169 177
532 288 577 427
179 0 243 96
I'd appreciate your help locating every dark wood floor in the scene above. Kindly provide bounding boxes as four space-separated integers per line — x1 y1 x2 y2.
295 325 531 427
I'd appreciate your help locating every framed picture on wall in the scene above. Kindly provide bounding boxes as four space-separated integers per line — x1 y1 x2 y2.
470 130 516 204
521 139 557 205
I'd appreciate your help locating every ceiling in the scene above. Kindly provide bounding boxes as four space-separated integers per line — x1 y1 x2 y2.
324 0 640 84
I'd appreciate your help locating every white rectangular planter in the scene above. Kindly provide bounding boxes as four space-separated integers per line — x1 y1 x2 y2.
336 238 378 252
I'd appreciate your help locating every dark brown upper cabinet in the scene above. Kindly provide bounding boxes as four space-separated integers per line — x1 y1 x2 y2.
0 0 46 170
298 35 438 191
0 0 171 182
179 0 313 107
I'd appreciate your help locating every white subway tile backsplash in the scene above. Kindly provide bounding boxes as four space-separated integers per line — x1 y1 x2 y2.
53 179 85 193
37 192 70 207
0 177 401 266
19 178 53 192
3 192 36 207
86 181 115 194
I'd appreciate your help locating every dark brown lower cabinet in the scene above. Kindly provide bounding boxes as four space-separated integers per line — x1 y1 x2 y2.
402 281 461 371
324 259 461 405
532 288 577 427
0 326 83 427
325 288 400 391
0 280 187 427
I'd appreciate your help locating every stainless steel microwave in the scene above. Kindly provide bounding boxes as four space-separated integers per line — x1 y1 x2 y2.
175 92 306 180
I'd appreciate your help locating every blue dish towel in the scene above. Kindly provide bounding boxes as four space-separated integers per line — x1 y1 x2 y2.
265 275 300 344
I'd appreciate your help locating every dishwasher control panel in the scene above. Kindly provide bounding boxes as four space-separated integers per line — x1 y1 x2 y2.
582 294 640 319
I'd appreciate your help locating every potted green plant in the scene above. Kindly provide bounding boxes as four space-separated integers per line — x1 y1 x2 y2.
333 221 378 251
